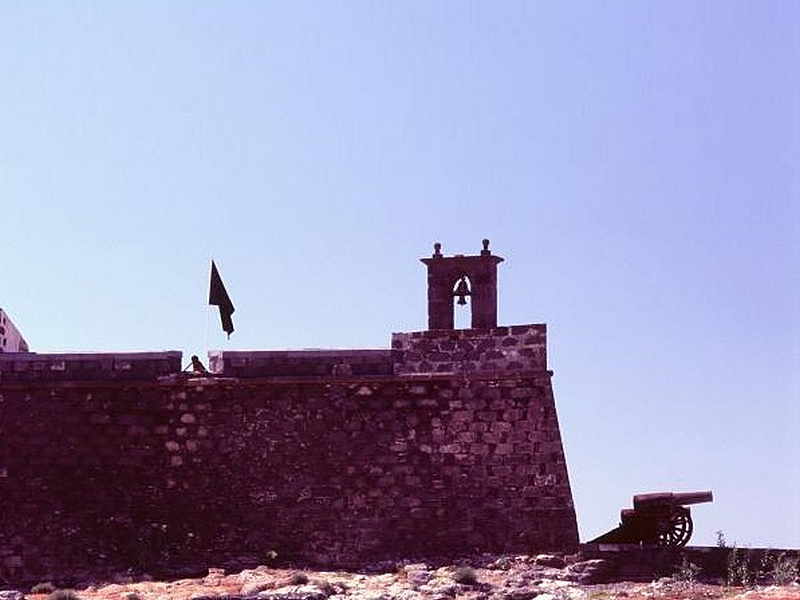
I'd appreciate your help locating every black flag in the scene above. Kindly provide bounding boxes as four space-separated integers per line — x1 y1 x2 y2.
209 260 235 338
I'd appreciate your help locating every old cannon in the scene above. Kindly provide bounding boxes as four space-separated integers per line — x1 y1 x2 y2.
589 491 713 547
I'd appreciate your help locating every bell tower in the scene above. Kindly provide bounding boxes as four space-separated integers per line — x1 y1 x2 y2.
421 239 504 330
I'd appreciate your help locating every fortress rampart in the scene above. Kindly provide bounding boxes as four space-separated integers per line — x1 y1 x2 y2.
0 243 578 586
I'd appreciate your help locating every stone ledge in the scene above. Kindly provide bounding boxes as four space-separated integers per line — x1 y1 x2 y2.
0 351 182 382
208 349 396 378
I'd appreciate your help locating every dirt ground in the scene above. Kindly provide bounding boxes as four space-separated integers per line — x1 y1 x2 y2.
16 562 800 600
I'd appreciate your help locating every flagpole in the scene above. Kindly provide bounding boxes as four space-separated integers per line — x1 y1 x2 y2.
203 256 212 354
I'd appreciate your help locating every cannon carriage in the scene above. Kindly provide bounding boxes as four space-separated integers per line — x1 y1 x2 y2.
590 491 713 547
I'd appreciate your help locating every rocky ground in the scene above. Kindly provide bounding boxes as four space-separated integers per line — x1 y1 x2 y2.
4 555 800 600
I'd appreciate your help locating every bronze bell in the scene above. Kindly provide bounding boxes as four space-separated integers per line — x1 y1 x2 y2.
453 276 471 305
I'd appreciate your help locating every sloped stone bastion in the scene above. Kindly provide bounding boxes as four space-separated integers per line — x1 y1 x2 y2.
0 243 578 585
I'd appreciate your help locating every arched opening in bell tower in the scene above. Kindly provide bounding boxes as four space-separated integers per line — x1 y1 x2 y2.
452 274 472 329
420 240 504 331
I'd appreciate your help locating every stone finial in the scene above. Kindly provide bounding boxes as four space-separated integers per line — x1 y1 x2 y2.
481 238 491 255
433 242 443 258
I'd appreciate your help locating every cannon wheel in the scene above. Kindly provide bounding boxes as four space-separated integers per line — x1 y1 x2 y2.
656 507 693 547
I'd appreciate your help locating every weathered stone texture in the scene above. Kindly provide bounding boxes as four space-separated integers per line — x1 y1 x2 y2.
207 349 395 378
392 325 547 374
0 351 181 383
0 329 576 586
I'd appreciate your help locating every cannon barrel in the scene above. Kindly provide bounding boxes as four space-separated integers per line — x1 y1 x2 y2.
633 490 713 510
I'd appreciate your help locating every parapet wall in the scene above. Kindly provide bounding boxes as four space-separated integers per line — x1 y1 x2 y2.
0 327 577 586
208 349 395 378
392 325 547 375
0 351 181 382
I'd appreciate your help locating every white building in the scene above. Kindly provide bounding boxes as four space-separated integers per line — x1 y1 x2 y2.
0 309 29 353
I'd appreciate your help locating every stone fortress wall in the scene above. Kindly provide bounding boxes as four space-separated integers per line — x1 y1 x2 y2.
0 243 578 586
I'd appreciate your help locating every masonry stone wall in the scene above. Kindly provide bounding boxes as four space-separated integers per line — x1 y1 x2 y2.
0 327 577 587
392 325 547 375
207 349 396 378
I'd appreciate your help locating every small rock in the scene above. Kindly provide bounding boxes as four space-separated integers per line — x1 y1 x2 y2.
419 579 459 598
534 555 566 569
495 586 540 600
487 556 514 570
340 592 390 600
0 591 24 600
241 580 272 596
400 565 433 587
565 559 615 584
257 583 333 600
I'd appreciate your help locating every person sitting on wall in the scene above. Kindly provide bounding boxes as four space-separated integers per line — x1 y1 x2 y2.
185 355 210 377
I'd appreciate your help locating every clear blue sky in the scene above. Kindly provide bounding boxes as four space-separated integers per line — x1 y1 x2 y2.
2 2 798 549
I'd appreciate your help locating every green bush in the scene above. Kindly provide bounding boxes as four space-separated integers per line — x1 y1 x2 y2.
313 579 339 596
768 553 799 585
31 582 56 594
287 571 309 586
726 546 754 587
716 530 728 548
452 566 478 585
673 554 701 587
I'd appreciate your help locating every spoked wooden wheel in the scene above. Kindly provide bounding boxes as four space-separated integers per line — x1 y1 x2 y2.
656 507 694 547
